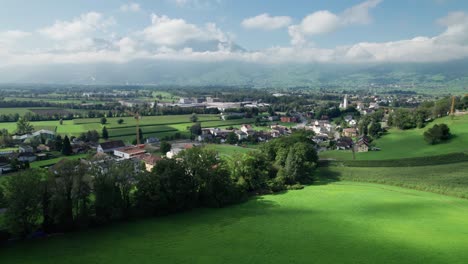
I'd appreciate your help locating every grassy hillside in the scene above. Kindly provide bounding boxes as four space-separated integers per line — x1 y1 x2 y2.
317 162 468 198
2 182 468 263
321 114 468 160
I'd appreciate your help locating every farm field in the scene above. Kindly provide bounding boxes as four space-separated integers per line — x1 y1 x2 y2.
0 114 258 143
3 97 106 104
2 182 468 263
0 108 33 115
320 114 468 160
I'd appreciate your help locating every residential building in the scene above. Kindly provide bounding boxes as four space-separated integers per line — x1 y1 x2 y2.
17 152 37 162
280 116 297 123
134 154 162 172
19 145 33 153
114 145 147 159
97 140 126 153
343 128 358 138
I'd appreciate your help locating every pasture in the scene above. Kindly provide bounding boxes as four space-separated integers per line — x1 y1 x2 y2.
2 182 468 263
205 144 258 157
321 114 468 160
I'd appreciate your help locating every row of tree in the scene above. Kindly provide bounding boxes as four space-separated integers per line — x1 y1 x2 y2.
0 131 318 239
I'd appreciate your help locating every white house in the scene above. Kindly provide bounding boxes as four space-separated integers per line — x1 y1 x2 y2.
114 145 147 159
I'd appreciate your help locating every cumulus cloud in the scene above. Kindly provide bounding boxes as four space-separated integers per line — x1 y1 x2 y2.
3 10 468 66
120 2 141 12
38 12 115 40
288 0 381 45
242 13 292 30
169 0 220 8
141 14 228 46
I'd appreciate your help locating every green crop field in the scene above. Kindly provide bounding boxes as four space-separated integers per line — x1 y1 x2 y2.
321 114 468 160
2 181 468 263
317 161 468 198
0 114 257 143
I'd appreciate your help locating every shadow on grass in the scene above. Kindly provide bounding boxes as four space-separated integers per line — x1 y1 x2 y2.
313 166 342 186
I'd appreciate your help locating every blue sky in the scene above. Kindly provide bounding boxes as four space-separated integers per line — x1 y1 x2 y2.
0 0 468 65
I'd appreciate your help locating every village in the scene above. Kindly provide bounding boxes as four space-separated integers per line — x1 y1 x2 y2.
0 91 398 175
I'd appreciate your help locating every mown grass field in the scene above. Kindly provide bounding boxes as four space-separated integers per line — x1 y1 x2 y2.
30 154 87 168
205 144 258 157
2 182 468 263
320 114 468 160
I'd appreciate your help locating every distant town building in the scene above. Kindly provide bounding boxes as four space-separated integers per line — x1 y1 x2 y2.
342 128 358 138
280 116 297 123
339 95 349 109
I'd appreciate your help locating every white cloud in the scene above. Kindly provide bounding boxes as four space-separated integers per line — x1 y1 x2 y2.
0 30 31 51
3 10 468 66
141 14 228 46
341 0 382 25
38 12 115 40
169 0 220 8
120 2 141 12
288 0 381 45
242 13 292 30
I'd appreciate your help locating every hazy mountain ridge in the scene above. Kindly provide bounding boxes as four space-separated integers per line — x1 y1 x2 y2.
1 59 468 92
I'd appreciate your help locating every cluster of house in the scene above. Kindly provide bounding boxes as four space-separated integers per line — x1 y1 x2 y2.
96 140 162 172
195 124 292 143
300 117 371 153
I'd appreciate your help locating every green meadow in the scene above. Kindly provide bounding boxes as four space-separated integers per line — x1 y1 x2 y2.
2 181 468 264
0 114 258 143
321 114 468 160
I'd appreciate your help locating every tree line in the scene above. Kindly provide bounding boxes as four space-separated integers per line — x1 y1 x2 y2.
0 131 318 240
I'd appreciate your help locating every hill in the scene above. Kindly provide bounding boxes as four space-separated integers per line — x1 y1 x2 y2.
1 59 468 93
321 114 468 161
2 182 468 263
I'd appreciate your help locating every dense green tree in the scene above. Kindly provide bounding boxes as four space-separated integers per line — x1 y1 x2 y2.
424 124 451 145
190 113 198 123
117 118 124 125
279 142 317 184
153 158 197 212
93 160 135 222
54 135 63 151
390 109 417 130
0 185 5 208
61 136 72 156
100 117 107 125
226 132 238 144
16 117 34 135
102 126 109 140
230 151 273 192
368 121 382 138
48 159 91 230
3 170 43 237
190 122 202 136
178 147 239 207
432 97 451 117
160 141 171 153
